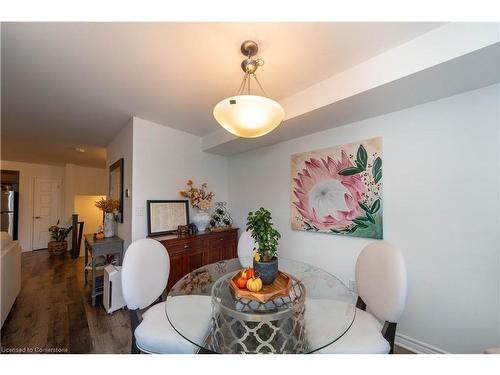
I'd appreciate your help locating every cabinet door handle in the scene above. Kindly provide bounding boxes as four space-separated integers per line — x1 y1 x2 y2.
183 245 190 249
220 238 224 241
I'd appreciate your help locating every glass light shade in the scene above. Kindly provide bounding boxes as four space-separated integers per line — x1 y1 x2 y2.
213 95 285 138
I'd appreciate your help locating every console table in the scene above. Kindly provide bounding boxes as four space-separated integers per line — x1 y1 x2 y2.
84 234 124 306
152 228 238 292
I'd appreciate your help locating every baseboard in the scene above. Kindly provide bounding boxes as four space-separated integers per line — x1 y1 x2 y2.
395 333 449 354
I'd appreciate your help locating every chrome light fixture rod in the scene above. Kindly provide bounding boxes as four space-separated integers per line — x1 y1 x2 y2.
236 40 267 96
213 39 285 138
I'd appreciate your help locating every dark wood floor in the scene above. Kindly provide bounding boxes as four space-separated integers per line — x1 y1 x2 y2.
394 346 413 354
1 250 412 354
1 250 131 354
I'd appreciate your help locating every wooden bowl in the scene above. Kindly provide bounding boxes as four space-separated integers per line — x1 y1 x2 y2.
229 270 292 303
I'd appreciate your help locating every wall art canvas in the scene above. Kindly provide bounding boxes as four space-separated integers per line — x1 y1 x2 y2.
291 137 383 239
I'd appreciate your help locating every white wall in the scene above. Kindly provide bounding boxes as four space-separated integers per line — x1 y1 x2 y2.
131 117 229 241
498 85 500 351
106 118 134 247
0 160 106 252
64 164 107 219
228 84 500 354
0 160 65 252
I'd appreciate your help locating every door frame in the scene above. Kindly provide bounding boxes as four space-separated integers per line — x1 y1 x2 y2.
31 177 62 251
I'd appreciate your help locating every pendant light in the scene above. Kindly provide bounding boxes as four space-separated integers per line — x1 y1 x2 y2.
213 40 285 138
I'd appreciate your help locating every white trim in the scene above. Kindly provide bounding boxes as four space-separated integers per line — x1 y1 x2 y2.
395 333 449 354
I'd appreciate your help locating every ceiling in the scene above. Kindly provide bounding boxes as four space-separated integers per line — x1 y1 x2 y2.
1 22 443 167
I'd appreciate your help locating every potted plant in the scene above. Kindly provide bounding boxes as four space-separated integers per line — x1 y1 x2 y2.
247 207 281 285
95 198 120 237
180 180 215 232
48 220 72 256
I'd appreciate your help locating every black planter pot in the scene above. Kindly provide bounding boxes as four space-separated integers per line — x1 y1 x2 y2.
253 257 278 285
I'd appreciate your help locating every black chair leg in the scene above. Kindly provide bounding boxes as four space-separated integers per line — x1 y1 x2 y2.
129 309 141 354
356 296 367 311
382 321 397 354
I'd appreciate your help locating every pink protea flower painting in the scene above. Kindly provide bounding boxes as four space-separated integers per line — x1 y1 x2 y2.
291 138 383 239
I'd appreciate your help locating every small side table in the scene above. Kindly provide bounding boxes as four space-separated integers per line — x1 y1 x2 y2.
84 234 124 307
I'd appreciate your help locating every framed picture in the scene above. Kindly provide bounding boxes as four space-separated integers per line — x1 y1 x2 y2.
147 200 190 236
291 137 383 239
109 158 124 223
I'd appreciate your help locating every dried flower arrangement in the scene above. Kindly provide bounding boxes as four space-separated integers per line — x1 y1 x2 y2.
94 198 120 213
179 180 214 210
180 270 212 294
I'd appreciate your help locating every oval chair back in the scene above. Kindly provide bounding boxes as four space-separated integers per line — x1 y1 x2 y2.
122 238 170 310
355 241 406 354
355 241 407 323
237 231 255 268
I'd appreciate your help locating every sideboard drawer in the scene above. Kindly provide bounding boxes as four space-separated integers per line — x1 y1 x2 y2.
166 238 204 254
208 231 236 246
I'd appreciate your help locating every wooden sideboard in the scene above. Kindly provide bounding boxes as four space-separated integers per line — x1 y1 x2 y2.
153 228 239 292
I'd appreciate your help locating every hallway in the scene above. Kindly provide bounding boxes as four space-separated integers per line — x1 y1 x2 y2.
1 250 131 353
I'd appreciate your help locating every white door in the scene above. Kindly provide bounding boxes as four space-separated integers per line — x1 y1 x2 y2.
32 178 60 250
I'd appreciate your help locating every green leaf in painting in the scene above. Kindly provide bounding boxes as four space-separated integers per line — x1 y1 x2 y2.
348 226 358 233
355 216 370 221
352 219 368 228
370 199 381 214
338 167 363 176
357 144 368 169
330 229 341 233
366 212 375 224
355 160 366 171
374 169 382 184
373 157 382 175
358 201 370 212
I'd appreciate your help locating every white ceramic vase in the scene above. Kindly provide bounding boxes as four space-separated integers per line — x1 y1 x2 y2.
192 209 210 232
104 212 115 238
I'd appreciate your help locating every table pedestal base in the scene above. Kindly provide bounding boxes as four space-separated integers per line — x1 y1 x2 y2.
207 278 308 354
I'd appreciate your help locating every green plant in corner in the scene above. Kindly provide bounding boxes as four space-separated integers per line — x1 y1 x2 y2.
48 220 72 241
246 207 281 262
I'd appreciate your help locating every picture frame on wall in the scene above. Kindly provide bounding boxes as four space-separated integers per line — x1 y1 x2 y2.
147 200 190 236
291 137 383 239
109 158 124 223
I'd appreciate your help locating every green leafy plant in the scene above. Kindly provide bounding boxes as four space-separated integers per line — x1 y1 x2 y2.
48 220 72 241
246 208 281 261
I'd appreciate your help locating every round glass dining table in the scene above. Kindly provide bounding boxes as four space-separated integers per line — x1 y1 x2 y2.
165 257 355 354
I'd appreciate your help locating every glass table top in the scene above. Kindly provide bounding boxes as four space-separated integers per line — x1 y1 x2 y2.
165 257 355 353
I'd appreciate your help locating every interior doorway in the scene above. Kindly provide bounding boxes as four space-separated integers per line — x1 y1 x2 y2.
74 195 106 255
32 178 61 250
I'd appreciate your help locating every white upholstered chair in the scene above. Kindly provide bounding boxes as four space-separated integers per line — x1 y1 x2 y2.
237 231 255 268
121 238 210 354
312 241 407 354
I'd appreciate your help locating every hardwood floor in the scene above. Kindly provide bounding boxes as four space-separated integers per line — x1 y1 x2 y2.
1 250 131 354
1 249 413 354
394 345 414 354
